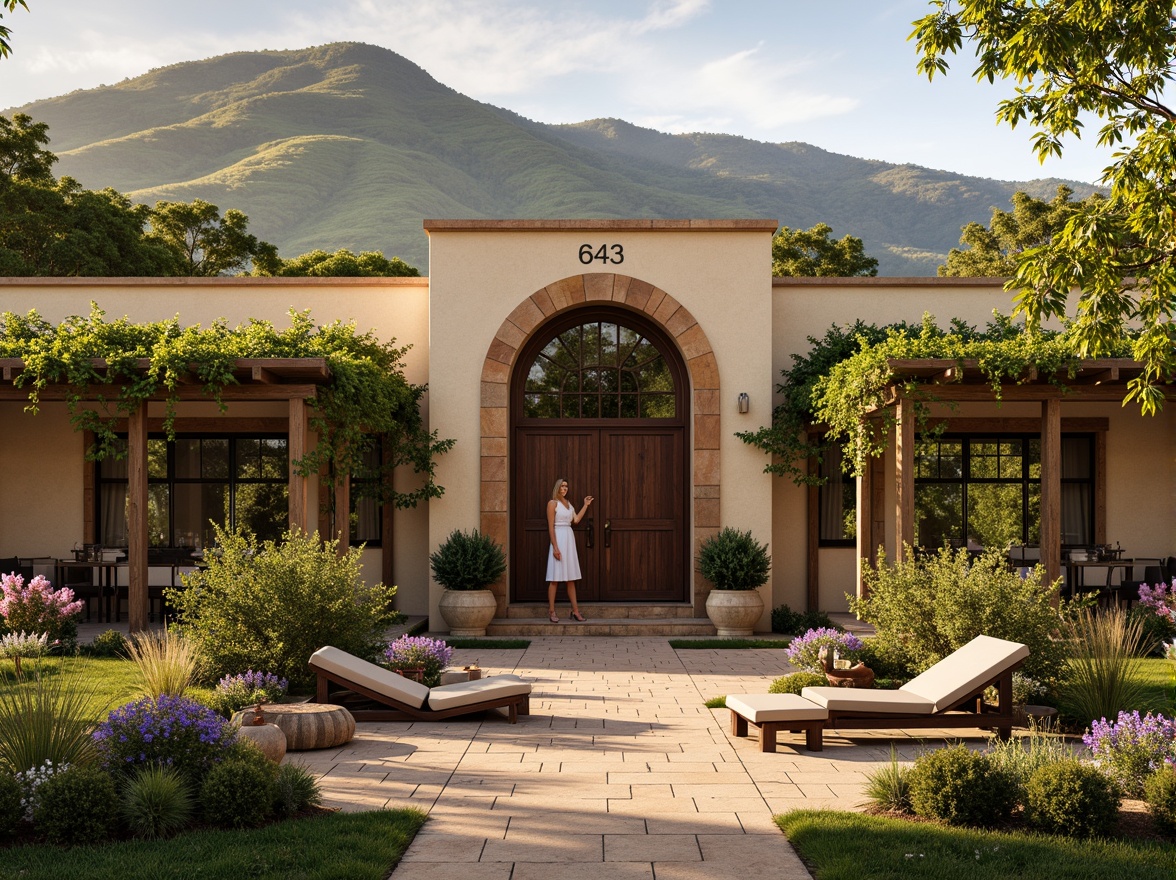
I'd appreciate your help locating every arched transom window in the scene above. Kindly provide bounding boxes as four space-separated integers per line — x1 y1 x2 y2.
523 319 676 419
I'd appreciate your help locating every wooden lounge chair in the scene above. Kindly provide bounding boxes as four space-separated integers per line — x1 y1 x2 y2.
309 645 532 723
728 634 1029 752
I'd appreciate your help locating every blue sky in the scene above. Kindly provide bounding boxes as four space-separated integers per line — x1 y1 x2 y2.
0 0 1113 184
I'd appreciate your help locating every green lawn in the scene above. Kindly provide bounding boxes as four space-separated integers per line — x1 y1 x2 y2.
777 810 1176 880
0 809 427 880
0 657 214 723
1136 657 1175 714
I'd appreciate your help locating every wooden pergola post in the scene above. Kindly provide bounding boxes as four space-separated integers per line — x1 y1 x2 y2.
895 395 916 561
1041 396 1062 592
288 397 309 535
127 402 149 633
334 475 350 553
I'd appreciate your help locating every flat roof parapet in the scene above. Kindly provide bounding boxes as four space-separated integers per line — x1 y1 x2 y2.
423 218 779 232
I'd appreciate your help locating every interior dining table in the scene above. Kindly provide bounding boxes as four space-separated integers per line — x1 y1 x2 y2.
53 558 127 623
1065 556 1162 604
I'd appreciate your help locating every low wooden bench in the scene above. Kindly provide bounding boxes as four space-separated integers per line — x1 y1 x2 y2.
726 693 829 752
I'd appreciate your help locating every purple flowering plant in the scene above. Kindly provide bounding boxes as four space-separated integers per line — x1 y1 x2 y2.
210 669 290 716
1083 710 1176 796
381 635 454 687
785 627 863 673
1138 581 1176 621
93 694 236 781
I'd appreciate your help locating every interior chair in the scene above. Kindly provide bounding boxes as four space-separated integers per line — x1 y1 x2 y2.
309 645 532 723
1118 560 1168 608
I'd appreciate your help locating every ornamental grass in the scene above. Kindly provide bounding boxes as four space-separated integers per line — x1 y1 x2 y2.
126 628 200 698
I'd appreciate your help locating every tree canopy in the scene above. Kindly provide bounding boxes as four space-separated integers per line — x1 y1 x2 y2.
253 247 420 278
912 0 1176 413
146 199 276 277
772 222 878 277
0 0 27 59
939 186 1102 277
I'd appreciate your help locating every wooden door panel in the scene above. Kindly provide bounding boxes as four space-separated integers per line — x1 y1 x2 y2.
599 430 684 601
512 429 597 601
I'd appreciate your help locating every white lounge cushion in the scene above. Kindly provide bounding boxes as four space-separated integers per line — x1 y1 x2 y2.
899 634 1029 712
426 674 532 712
309 645 430 709
727 693 828 723
800 686 935 714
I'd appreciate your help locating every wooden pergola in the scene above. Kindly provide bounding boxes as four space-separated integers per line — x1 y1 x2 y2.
806 358 1170 606
0 357 347 632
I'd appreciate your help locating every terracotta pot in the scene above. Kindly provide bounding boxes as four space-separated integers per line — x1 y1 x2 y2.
235 722 287 763
438 588 498 636
705 589 764 637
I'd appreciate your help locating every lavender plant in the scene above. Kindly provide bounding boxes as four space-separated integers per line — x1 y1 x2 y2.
210 670 290 716
1083 710 1176 797
381 636 454 687
93 695 236 782
784 627 863 673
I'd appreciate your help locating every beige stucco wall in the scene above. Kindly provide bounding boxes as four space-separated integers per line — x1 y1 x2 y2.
0 277 433 614
426 221 777 631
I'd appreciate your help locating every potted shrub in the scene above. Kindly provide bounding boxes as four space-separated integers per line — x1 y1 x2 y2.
698 527 771 636
431 529 507 636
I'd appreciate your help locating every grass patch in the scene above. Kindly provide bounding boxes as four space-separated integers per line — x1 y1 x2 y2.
1135 657 1174 715
0 809 426 879
704 696 727 709
670 638 790 649
0 658 215 725
443 638 530 650
776 809 1176 880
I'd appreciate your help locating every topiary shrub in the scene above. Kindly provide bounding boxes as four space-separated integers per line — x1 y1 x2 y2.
120 765 195 840
429 529 507 591
768 672 828 694
86 628 128 658
167 526 401 687
852 546 1068 681
33 766 117 845
907 744 1017 827
697 528 771 590
1025 759 1120 838
771 604 836 635
200 756 276 829
273 763 322 817
1143 766 1176 833
0 772 21 836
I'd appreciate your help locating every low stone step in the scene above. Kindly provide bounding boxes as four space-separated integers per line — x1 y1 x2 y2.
503 602 700 620
486 616 717 637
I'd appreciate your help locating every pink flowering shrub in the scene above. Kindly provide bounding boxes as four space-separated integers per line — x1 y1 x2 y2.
1138 582 1176 621
0 574 85 647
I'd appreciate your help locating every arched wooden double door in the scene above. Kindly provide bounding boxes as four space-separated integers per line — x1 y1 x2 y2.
511 308 689 603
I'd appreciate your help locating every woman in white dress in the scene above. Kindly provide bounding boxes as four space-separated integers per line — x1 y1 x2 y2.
546 477 593 623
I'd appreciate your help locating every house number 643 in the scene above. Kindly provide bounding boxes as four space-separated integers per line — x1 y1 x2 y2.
578 244 624 265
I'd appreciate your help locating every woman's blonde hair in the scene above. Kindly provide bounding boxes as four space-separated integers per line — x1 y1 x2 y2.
551 477 568 501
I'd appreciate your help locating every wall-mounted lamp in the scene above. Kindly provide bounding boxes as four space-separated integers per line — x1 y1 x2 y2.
737 393 750 414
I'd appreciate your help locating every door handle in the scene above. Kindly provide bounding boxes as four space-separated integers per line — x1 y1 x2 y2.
586 516 594 549
604 519 611 549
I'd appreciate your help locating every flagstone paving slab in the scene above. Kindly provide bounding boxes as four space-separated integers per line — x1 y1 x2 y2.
298 635 1008 878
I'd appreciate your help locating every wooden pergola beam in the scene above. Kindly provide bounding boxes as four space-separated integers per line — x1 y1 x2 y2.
127 403 149 633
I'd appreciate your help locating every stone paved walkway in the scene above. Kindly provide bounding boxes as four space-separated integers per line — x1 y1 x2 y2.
291 637 995 879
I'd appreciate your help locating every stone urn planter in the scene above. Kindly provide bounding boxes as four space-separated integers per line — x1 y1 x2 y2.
704 589 765 637
234 706 288 763
431 528 507 637
438 589 498 636
698 527 771 637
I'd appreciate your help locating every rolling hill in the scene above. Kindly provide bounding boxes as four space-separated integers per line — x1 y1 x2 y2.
4 42 1101 275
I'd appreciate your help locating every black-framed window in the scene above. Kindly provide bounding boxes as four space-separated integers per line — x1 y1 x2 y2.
818 444 856 546
914 433 1094 551
96 434 288 549
349 441 382 547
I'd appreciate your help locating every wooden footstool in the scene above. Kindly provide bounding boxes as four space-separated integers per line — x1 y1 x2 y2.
726 693 829 752
235 703 356 751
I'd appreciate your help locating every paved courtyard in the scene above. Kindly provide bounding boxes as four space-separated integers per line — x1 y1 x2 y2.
289 636 995 880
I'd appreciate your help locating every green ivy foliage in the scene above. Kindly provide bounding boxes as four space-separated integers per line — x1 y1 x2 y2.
738 312 1133 484
0 306 454 507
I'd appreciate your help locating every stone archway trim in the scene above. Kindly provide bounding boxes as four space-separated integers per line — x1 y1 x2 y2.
479 272 720 616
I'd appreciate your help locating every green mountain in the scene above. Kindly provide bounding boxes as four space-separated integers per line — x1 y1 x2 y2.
5 42 1101 275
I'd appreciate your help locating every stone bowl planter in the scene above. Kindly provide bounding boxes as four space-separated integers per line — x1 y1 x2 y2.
235 722 287 763
438 588 498 636
705 589 764 637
